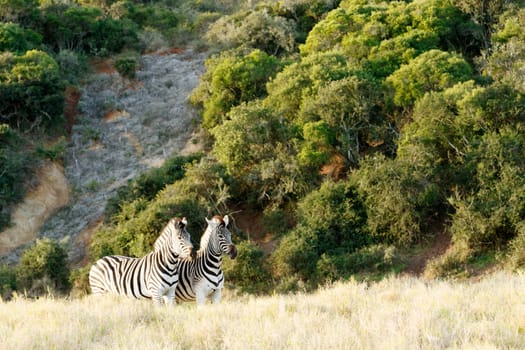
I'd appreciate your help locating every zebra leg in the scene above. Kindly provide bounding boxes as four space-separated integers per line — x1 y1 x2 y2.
162 287 176 306
210 288 222 304
151 291 164 306
195 289 208 306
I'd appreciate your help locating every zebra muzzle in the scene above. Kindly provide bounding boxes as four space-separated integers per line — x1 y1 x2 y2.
228 245 237 259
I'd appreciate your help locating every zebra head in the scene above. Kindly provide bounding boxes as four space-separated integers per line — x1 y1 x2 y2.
206 215 237 259
166 217 195 259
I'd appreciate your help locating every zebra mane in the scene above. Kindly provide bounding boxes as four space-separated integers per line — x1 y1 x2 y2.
200 215 228 248
153 216 187 251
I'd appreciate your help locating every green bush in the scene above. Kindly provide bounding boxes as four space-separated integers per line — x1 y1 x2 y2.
212 100 314 206
0 50 65 130
507 222 525 270
448 126 525 254
205 8 296 55
316 244 403 282
0 0 39 25
222 240 271 294
423 242 471 279
385 49 473 109
351 155 442 244
0 22 42 54
16 238 71 296
271 180 371 283
0 264 16 300
0 124 34 230
192 49 283 129
40 4 138 55
114 55 137 79
54 49 89 84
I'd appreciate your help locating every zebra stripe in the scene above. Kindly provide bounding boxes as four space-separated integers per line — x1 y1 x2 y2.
154 215 237 305
89 217 194 305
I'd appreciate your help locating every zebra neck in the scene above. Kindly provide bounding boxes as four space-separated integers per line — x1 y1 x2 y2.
201 244 223 266
158 244 179 267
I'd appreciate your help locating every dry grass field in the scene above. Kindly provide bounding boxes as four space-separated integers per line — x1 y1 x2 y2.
1 272 524 349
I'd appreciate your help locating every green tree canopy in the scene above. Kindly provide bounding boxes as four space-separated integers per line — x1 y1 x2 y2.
0 22 42 54
385 49 473 109
0 50 65 129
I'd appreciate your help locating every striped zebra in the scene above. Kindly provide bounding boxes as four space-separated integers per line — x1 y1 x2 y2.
89 217 194 306
154 215 237 305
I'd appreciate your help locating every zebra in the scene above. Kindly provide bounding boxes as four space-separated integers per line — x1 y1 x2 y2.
89 217 195 306
154 215 237 305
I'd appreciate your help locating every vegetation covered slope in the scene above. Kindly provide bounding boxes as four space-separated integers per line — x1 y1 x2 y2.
2 0 525 297
1 272 524 349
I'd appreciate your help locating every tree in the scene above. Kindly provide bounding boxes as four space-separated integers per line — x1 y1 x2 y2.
206 8 296 55
211 101 310 205
0 0 39 25
452 0 507 52
385 49 473 110
193 49 282 129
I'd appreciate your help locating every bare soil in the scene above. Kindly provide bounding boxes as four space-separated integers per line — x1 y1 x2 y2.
0 162 70 255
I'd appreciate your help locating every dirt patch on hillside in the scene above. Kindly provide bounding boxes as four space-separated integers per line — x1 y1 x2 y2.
0 162 70 254
104 109 130 122
404 228 452 275
90 58 116 74
231 208 280 257
64 86 81 134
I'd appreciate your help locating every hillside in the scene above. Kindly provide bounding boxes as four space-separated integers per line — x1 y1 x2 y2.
1 272 524 349
0 48 206 265
1 0 525 297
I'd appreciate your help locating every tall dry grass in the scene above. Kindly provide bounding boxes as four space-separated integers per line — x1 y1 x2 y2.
1 272 524 349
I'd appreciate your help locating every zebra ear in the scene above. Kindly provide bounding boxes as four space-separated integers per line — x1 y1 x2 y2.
181 217 188 227
223 215 229 227
205 217 211 225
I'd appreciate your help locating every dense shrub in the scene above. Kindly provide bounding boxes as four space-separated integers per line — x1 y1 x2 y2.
192 49 282 129
0 124 34 230
0 22 42 53
385 49 473 109
114 55 137 80
0 264 16 300
351 155 442 244
448 126 525 254
205 8 296 55
271 181 371 283
222 240 271 294
0 50 65 130
211 100 315 206
316 244 403 282
16 238 71 296
39 4 139 55
0 0 39 25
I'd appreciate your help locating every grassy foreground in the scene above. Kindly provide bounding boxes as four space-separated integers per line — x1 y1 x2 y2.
1 272 524 349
